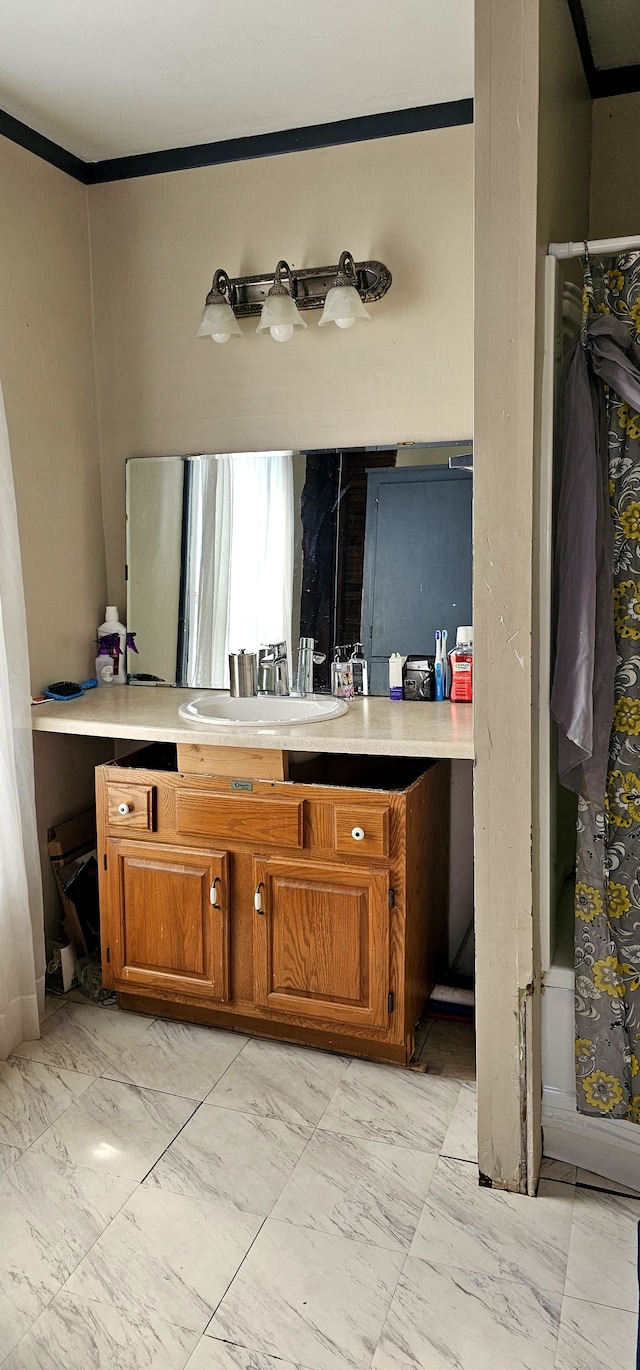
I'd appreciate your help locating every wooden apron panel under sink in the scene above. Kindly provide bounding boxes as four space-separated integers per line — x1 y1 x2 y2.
175 790 305 849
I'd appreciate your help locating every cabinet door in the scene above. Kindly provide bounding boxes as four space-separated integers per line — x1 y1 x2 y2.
253 858 389 1030
104 839 230 1001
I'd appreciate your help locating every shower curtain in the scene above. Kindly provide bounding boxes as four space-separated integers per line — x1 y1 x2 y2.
552 253 640 1124
0 379 44 1056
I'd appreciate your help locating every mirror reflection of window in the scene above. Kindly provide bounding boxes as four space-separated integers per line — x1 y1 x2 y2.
126 442 473 692
181 452 294 688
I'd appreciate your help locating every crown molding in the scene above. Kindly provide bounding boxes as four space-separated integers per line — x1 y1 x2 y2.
0 98 473 186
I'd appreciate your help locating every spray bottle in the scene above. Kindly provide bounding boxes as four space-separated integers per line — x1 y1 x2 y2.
97 606 127 684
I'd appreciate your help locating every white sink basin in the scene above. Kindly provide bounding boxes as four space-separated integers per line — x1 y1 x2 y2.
178 693 349 728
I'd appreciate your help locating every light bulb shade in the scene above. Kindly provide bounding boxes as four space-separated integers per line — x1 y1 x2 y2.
318 284 371 327
256 292 307 335
196 299 242 339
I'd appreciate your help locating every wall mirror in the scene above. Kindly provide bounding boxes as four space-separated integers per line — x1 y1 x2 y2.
126 441 473 695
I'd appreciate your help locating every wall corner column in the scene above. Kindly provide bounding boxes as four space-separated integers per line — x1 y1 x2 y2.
473 0 542 1192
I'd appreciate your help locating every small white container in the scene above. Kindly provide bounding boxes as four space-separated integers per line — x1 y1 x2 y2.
389 653 406 700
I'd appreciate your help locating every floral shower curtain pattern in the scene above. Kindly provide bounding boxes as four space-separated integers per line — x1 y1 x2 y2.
555 254 640 1124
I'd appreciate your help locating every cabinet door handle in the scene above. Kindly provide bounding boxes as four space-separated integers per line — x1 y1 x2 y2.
118 803 131 815
210 877 221 907
351 826 365 841
254 882 265 913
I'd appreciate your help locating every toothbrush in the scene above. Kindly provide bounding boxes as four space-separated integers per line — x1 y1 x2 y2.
441 629 449 697
435 630 444 701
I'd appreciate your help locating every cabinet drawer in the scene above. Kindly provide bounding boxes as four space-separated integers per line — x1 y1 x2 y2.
106 783 155 831
176 790 304 849
334 805 389 859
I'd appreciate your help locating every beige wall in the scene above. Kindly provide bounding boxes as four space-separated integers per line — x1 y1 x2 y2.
537 0 592 249
87 127 473 609
474 0 590 1192
0 135 111 939
0 136 107 690
591 93 640 238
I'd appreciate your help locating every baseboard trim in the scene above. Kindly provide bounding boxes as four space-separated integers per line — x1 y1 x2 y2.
543 1088 640 1190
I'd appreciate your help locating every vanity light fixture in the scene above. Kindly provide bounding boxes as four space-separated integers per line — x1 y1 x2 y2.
196 269 243 344
196 251 391 345
256 261 307 343
318 251 371 329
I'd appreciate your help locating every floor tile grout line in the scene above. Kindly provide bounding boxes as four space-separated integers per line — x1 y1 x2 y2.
260 1206 414 1256
3 1073 100 1158
293 1054 354 1132
556 1289 640 1316
205 1214 270 1328
137 1097 204 1186
194 1033 256 1099
378 1146 532 1341
394 1250 571 1300
97 1066 237 1103
200 1336 321 1370
313 1117 464 1157
2 1162 140 1363
542 1172 640 1201
7 1053 99 1081
202 1208 408 1357
574 1180 640 1200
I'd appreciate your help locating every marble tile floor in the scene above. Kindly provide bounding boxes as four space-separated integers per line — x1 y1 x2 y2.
0 998 637 1370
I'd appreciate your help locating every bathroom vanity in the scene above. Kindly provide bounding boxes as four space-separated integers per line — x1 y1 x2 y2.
33 689 473 1065
33 437 475 1061
96 742 448 1063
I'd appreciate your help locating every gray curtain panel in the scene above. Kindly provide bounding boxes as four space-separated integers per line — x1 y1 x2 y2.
552 254 640 1124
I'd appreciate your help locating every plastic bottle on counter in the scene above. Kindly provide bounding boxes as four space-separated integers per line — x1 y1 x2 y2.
389 653 406 700
95 639 114 686
449 627 473 702
97 606 127 684
351 643 369 696
332 647 354 699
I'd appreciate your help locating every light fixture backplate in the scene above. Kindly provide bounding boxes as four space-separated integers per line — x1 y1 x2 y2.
223 259 391 317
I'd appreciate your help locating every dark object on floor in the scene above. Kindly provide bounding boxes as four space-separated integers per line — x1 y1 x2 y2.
48 810 98 957
64 856 100 957
425 996 474 1026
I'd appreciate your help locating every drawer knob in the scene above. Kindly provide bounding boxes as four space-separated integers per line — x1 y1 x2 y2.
351 826 365 841
117 803 131 815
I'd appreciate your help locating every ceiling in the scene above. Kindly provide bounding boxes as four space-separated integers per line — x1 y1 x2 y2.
569 0 640 95
581 0 640 69
0 0 473 164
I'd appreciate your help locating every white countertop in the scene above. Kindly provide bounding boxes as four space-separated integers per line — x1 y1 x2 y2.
31 688 474 760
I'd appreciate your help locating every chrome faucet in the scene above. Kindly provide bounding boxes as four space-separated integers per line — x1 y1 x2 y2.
258 642 289 696
295 637 326 697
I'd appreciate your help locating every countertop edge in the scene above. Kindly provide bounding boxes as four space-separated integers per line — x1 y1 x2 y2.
31 694 475 762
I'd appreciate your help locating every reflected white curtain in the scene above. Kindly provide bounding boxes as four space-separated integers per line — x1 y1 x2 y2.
0 380 44 1057
185 451 294 688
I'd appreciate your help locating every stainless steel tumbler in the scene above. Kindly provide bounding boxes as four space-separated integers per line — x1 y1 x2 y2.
228 650 258 697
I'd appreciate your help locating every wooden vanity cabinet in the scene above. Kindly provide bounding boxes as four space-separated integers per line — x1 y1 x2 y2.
96 747 450 1064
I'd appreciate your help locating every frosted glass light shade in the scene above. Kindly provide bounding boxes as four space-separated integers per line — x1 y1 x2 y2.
196 300 243 343
256 292 307 342
318 284 371 328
